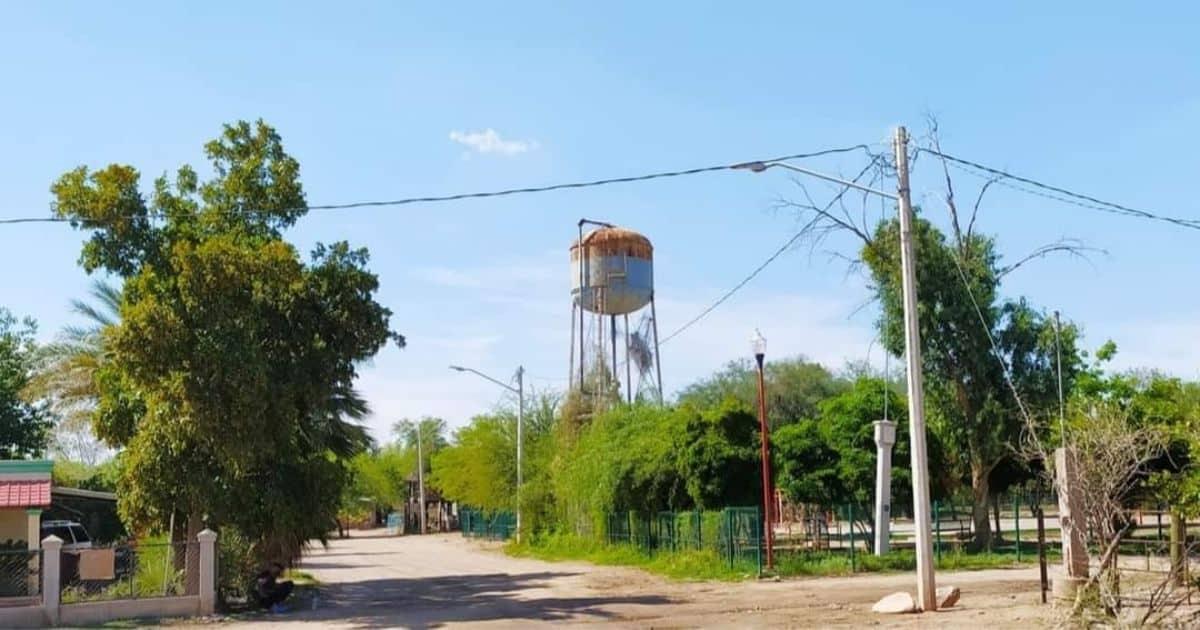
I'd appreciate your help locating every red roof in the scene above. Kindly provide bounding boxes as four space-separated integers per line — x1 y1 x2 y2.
0 480 51 508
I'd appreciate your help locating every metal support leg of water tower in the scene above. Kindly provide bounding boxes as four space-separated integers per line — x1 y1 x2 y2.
650 294 664 405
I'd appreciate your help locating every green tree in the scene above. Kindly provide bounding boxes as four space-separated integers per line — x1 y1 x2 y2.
676 399 760 508
0 310 51 458
862 216 1080 549
678 357 846 429
772 377 933 512
23 281 119 465
393 417 449 460
50 120 402 563
429 415 516 511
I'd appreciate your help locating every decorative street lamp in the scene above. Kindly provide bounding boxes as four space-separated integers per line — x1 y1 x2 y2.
752 329 774 570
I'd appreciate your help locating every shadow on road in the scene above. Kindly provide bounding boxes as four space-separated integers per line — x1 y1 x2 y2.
246 570 672 628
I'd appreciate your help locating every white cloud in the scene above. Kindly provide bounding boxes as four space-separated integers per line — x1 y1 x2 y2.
448 128 538 156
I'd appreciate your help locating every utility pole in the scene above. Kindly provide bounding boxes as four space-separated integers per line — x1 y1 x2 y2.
416 424 426 535
516 366 524 543
895 126 937 611
1054 311 1066 441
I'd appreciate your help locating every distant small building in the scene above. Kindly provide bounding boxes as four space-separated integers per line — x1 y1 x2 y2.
404 474 457 533
0 460 52 552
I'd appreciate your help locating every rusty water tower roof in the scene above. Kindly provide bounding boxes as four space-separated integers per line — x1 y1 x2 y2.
570 226 653 260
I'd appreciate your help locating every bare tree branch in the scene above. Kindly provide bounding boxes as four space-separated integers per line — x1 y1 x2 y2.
925 115 965 249
997 239 1108 278
966 177 997 241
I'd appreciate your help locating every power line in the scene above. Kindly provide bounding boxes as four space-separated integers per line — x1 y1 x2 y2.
0 146 871 226
658 156 881 346
920 148 1200 232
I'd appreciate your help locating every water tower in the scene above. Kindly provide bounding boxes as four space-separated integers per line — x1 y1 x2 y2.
570 219 663 404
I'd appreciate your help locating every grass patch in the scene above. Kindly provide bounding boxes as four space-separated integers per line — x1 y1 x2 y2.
507 533 747 581
508 532 1060 581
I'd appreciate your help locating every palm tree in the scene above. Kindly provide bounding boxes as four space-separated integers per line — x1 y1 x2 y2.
23 281 121 465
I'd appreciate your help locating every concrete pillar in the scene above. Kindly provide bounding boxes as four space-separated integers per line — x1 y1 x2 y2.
41 535 62 626
197 529 217 615
873 420 897 556
26 508 41 596
1053 447 1089 600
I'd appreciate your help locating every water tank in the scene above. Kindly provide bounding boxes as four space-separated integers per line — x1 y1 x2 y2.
570 226 653 315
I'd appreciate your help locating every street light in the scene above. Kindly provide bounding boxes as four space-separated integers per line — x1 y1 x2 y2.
751 329 774 571
736 129 938 611
450 364 525 542
731 161 899 201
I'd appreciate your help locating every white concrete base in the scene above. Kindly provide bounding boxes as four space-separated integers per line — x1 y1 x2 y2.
0 602 48 628
1052 575 1089 603
60 596 201 627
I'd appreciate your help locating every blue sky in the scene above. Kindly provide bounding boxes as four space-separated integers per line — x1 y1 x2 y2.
2 2 1198 442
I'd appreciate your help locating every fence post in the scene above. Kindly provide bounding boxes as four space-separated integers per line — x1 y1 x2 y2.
849 504 856 573
1014 493 1021 563
198 529 217 615
756 506 763 576
934 501 942 563
42 535 62 626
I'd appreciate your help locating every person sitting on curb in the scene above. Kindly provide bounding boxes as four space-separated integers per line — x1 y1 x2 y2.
255 562 295 613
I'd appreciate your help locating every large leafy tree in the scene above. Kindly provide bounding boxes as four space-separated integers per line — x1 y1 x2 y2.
678 357 847 429
50 120 402 562
862 215 1080 550
675 399 760 508
0 309 51 458
777 142 1084 550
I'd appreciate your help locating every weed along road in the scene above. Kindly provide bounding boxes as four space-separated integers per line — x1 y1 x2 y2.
212 530 1053 628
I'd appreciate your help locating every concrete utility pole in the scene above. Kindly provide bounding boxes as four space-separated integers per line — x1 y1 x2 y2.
416 425 426 535
516 366 524 543
873 419 896 556
894 126 937 611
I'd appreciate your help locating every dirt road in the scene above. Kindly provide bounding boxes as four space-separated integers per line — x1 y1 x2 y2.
214 531 1055 628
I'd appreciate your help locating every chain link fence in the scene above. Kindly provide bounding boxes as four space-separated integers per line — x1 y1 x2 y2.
460 508 516 541
60 541 200 603
0 548 40 599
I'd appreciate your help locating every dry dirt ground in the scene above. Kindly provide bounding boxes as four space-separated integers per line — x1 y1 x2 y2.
195 530 1058 629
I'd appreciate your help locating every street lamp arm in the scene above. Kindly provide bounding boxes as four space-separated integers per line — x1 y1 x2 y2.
733 161 899 201
448 365 519 394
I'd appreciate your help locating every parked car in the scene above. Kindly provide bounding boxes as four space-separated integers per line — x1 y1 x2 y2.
40 520 92 550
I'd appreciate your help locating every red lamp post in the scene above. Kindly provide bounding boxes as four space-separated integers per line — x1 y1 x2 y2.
753 329 774 570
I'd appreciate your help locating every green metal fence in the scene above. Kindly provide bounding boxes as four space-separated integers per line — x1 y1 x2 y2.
602 507 763 574
460 508 516 541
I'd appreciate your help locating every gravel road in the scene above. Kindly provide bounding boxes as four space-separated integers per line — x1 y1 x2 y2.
197 530 1054 629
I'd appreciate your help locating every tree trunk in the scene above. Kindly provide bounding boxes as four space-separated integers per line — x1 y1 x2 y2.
969 465 992 552
992 493 1004 543
1170 511 1186 586
184 512 203 596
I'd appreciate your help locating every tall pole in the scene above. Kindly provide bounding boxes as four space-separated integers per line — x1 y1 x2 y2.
754 352 774 570
624 314 633 404
895 126 937 611
417 425 426 535
611 314 618 394
1054 311 1066 442
650 294 664 405
578 222 586 388
569 303 577 387
516 366 524 543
